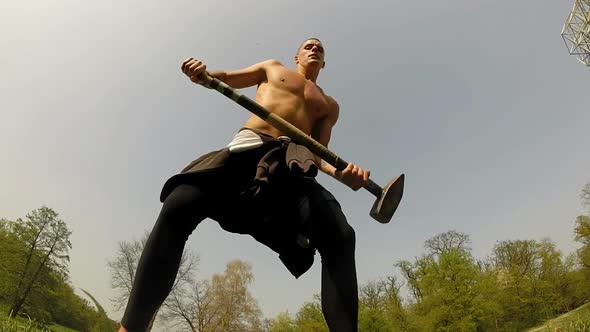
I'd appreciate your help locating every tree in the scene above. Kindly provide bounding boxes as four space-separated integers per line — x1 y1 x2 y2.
158 259 263 332
0 219 26 302
472 266 503 331
107 231 198 330
573 183 590 304
581 182 590 213
424 230 471 256
205 260 263 332
81 288 119 332
266 311 296 332
489 238 576 329
397 232 483 332
294 295 328 332
574 215 590 269
359 280 389 332
358 278 408 332
381 276 411 332
418 249 480 332
7 207 72 318
396 258 430 304
159 279 215 332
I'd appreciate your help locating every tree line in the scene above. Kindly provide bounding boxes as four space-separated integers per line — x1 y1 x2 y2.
108 184 590 331
263 183 590 332
1 183 588 331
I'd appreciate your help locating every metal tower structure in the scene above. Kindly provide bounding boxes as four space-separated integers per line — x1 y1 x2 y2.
562 0 590 66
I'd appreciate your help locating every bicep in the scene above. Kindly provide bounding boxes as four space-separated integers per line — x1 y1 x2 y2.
313 103 340 147
224 59 280 89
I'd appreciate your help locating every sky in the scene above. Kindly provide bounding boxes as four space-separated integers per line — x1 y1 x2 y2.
1 0 589 328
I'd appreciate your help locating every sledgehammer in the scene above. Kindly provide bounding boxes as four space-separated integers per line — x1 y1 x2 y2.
197 73 404 224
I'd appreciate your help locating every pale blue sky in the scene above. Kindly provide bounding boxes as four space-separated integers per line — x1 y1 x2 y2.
1 0 589 327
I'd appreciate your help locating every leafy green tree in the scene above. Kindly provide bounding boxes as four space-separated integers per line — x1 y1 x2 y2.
397 231 482 332
535 239 576 316
47 282 95 331
471 265 503 331
575 215 590 269
266 311 296 332
358 280 390 332
1 212 117 330
419 249 480 332
0 219 27 303
7 207 72 318
491 239 542 329
381 276 411 332
81 288 119 332
575 184 590 269
489 238 577 329
573 182 590 304
294 295 328 332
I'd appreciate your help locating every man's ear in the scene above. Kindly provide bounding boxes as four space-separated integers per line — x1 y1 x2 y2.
294 55 299 64
322 61 326 69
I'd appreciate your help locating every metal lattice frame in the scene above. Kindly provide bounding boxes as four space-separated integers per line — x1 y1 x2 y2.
562 0 590 66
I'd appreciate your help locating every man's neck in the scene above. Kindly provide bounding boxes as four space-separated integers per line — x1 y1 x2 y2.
297 65 321 83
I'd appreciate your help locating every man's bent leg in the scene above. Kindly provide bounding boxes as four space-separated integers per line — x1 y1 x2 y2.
120 184 209 332
312 199 358 332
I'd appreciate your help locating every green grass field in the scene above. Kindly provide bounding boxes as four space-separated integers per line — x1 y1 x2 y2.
0 314 50 332
0 303 78 332
0 315 79 332
527 302 590 332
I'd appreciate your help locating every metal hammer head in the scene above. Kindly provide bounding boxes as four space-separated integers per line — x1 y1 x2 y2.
370 174 405 224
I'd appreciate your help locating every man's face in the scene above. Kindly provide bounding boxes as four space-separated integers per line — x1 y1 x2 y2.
296 39 326 68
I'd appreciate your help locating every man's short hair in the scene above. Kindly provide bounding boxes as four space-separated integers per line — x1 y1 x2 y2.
298 38 322 53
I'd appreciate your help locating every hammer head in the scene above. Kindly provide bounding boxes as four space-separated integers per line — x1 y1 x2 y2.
370 174 405 224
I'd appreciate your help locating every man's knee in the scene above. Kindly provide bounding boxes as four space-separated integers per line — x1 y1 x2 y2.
336 222 356 248
314 200 356 252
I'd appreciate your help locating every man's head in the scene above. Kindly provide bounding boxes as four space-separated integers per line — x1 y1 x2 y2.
294 38 326 69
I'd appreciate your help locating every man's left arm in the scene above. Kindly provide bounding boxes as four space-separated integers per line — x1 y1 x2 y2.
312 100 370 191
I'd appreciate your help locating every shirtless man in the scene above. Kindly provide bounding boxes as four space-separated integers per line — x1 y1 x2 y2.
118 38 369 332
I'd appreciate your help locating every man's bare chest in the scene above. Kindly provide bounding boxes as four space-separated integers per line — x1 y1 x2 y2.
267 68 332 115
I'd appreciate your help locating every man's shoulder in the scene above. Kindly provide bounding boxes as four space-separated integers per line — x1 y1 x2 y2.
319 88 339 108
259 59 284 68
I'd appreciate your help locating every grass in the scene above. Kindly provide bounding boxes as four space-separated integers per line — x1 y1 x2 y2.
527 302 590 332
0 313 51 332
0 304 78 332
0 314 80 332
46 324 79 332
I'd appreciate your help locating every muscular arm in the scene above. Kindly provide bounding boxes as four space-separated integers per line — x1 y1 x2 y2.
313 100 370 190
312 101 340 177
207 59 282 89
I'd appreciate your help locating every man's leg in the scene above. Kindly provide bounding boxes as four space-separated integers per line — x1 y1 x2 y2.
119 183 209 332
311 197 358 332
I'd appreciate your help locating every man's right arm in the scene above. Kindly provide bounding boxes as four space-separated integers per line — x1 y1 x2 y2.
182 58 281 89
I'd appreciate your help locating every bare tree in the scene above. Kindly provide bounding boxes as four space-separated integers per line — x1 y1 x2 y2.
107 232 147 311
424 230 471 256
107 231 198 330
159 259 263 332
160 278 222 332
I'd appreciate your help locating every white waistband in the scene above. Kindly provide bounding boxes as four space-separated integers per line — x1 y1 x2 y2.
227 129 264 153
